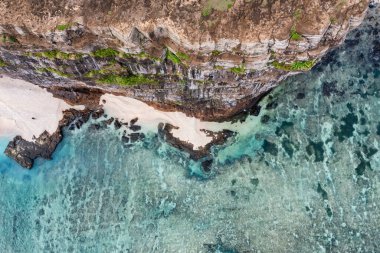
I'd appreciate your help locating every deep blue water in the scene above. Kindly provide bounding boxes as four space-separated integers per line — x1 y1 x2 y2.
1 7 380 253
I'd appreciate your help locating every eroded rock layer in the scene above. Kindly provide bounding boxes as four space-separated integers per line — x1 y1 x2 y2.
0 0 371 120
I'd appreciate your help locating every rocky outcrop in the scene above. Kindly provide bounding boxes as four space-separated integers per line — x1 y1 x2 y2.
0 0 371 121
5 108 95 169
158 123 235 161
0 0 375 169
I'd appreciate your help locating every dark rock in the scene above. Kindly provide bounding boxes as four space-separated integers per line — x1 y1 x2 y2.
129 124 142 132
201 159 213 173
322 81 343 97
296 92 305 99
121 135 130 143
5 108 93 169
89 123 101 131
4 132 61 169
260 115 270 124
129 133 145 143
265 100 278 110
114 119 122 130
92 108 104 119
158 122 235 160
130 117 139 125
249 105 261 116
262 140 278 156
102 117 114 125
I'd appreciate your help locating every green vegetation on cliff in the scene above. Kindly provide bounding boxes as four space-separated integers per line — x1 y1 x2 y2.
37 67 72 78
123 51 161 61
230 65 245 75
0 58 7 67
166 50 182 64
166 50 190 65
290 26 302 41
56 24 71 31
272 60 315 71
31 50 83 60
91 48 120 58
211 50 222 57
98 74 157 86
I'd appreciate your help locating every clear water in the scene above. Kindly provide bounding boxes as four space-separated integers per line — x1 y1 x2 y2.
1 7 380 253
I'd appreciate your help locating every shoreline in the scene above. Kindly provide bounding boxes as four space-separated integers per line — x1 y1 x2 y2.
0 75 257 169
0 75 84 141
100 94 246 150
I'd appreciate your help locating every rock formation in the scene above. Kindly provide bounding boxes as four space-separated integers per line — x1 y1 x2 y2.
0 0 375 169
0 0 370 120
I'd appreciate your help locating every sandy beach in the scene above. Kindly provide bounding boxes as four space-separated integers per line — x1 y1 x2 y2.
0 75 249 150
100 94 245 150
0 76 84 141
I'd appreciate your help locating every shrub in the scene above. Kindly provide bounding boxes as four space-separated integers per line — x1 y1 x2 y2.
176 51 190 61
56 24 71 31
272 60 315 71
290 26 302 41
91 48 120 58
230 65 245 75
166 50 182 64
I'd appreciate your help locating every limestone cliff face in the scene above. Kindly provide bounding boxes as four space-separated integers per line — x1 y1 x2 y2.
0 0 370 120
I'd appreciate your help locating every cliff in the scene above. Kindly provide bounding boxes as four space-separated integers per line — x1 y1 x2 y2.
0 0 370 120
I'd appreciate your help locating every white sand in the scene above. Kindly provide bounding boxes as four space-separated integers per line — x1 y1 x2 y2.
101 94 243 150
0 76 84 141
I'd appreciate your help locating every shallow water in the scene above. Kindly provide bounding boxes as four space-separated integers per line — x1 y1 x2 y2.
1 7 380 253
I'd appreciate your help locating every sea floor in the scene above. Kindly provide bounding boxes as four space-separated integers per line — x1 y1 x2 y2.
0 6 380 253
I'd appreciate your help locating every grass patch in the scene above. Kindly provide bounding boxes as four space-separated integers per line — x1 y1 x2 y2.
166 50 182 65
230 65 245 75
38 67 71 78
32 50 83 60
165 50 190 64
290 26 302 40
123 52 161 61
98 74 157 86
91 48 120 58
272 60 315 71
84 69 110 78
202 6 213 17
211 50 222 57
214 65 224 70
176 51 190 62
0 58 7 67
56 24 71 31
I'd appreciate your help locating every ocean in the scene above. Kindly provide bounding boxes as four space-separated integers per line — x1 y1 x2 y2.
0 7 379 253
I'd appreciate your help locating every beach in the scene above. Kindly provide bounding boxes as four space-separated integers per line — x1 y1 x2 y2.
0 76 84 141
0 75 245 150
100 94 244 150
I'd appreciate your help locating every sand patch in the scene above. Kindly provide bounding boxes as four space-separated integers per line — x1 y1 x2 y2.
0 76 84 141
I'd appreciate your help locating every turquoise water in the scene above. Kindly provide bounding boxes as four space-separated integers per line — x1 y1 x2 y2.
1 7 380 253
